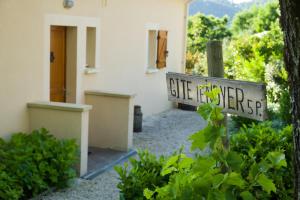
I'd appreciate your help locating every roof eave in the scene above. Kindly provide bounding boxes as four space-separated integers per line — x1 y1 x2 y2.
183 0 194 4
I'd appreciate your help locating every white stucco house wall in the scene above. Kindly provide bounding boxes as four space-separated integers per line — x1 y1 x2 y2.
0 0 191 175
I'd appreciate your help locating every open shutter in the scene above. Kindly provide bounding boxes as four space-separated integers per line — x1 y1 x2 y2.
156 30 168 69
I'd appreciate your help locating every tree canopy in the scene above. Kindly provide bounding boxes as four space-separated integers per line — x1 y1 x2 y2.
231 1 280 35
187 13 232 53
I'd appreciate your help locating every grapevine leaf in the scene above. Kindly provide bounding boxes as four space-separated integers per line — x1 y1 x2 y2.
197 103 213 120
266 151 287 168
210 107 224 121
212 173 226 189
249 163 259 181
240 191 255 200
161 166 177 176
161 155 180 176
193 157 216 175
257 174 276 194
144 188 155 199
189 124 213 151
179 157 194 170
207 189 226 200
226 151 243 172
225 172 245 189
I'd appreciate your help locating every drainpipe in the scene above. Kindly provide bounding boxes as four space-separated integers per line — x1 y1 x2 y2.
181 0 194 74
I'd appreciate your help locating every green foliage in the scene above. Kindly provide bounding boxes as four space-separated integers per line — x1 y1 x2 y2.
187 13 231 53
0 170 23 200
115 89 292 200
231 1 280 35
226 1 287 115
224 18 290 125
278 90 291 124
186 12 231 75
226 23 278 81
224 34 268 82
186 2 289 124
227 20 290 128
143 89 290 200
0 129 78 199
230 115 258 130
225 3 284 86
115 150 169 200
185 51 207 75
231 123 293 199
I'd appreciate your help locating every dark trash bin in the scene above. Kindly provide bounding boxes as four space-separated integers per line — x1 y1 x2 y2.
133 105 143 132
178 103 197 111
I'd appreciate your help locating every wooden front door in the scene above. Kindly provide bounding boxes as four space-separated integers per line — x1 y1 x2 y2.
50 26 66 102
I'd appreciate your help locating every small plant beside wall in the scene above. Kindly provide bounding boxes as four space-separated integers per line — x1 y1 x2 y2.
0 128 78 200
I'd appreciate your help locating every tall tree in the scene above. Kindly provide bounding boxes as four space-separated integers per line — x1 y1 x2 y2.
187 13 231 53
279 0 300 198
232 1 279 35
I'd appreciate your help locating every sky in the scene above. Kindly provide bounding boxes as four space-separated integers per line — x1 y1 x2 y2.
231 0 253 4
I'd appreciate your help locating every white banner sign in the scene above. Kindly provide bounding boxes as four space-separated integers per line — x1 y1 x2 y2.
167 72 267 121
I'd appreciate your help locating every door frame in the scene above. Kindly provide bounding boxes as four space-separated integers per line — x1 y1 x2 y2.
43 14 100 104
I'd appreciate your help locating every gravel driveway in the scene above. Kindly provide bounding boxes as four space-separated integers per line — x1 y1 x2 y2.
39 109 205 200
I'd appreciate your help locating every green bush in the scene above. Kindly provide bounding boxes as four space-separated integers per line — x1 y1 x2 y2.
230 115 259 130
115 150 169 200
224 2 290 127
0 169 23 200
278 89 292 124
0 128 78 199
116 88 292 200
231 1 280 35
185 51 207 75
230 101 290 131
231 122 293 199
187 13 231 53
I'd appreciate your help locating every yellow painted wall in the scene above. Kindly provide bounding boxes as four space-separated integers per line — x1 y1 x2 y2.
0 0 187 138
0 0 101 138
84 0 187 116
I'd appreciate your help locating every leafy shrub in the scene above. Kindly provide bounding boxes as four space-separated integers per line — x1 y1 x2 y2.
230 105 289 131
0 169 23 200
186 12 231 74
278 89 292 125
231 1 280 35
225 2 290 127
185 51 207 75
145 89 289 199
224 34 267 83
187 13 232 53
116 88 291 200
115 150 169 200
0 128 78 199
231 122 293 199
230 115 259 130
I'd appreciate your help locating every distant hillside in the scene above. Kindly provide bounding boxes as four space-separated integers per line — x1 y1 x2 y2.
189 0 240 19
189 0 271 20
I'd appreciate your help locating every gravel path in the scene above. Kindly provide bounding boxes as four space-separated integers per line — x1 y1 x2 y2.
39 109 205 200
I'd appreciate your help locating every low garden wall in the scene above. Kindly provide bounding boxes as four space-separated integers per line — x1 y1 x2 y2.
27 102 92 176
85 90 135 151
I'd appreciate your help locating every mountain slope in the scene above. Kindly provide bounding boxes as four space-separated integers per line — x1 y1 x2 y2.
189 0 270 19
189 0 240 18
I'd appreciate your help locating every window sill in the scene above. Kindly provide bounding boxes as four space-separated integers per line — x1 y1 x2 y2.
146 68 159 74
85 67 99 74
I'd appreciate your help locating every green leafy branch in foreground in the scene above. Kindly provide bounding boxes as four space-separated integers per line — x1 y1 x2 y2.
143 87 288 200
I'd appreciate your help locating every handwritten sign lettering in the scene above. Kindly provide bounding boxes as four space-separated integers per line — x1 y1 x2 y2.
167 72 267 121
